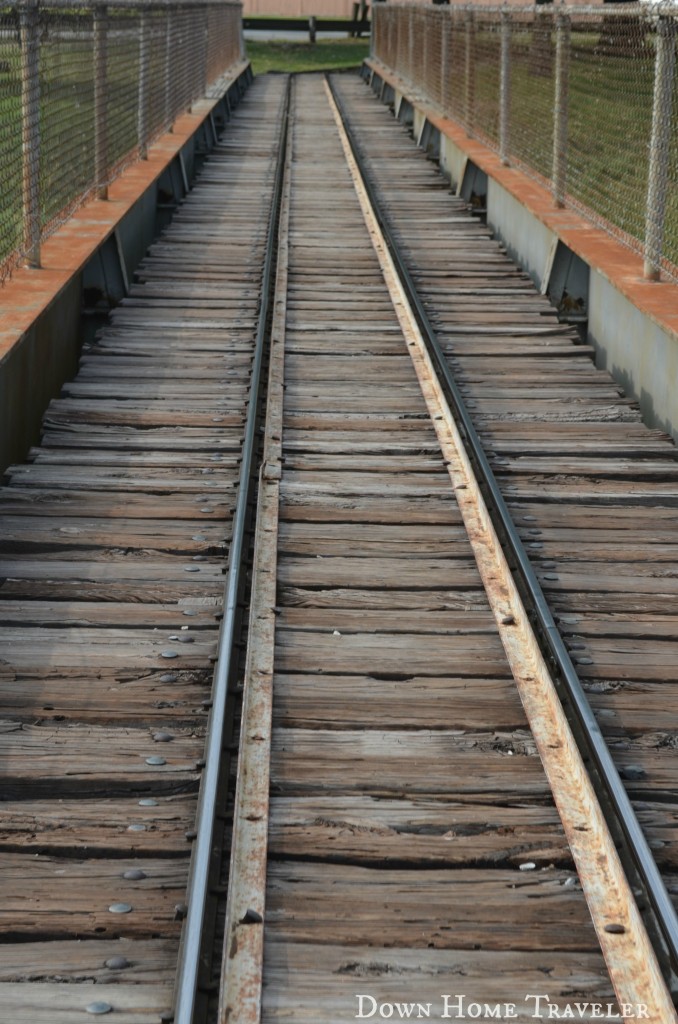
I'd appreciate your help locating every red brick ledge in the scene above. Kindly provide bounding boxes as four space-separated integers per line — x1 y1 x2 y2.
0 60 250 366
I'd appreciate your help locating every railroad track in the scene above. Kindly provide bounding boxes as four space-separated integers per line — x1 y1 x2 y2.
0 74 287 1023
2 68 678 1024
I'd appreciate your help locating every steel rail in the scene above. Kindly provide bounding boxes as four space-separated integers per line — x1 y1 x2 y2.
327 73 678 976
172 76 291 1024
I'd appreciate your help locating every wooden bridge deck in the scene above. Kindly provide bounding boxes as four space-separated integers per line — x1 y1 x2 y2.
0 69 677 1024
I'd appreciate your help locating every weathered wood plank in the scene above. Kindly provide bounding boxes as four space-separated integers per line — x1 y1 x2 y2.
265 862 599 951
260 942 616 1023
270 728 546 796
268 795 568 866
272 674 525 730
0 983 173 1023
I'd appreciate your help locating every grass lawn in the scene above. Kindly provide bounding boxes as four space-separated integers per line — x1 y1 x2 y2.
246 38 370 76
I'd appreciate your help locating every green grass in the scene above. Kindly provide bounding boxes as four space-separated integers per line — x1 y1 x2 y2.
246 38 370 76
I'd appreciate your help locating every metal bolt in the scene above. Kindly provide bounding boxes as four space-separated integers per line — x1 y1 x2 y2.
123 869 147 881
105 956 130 970
145 755 166 766
109 903 133 914
86 1002 113 1015
139 798 158 807
159 673 177 683
161 650 178 660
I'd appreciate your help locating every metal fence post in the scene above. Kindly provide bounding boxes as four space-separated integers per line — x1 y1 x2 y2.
94 4 109 199
464 9 476 137
20 0 41 267
138 7 149 159
553 10 570 208
165 2 173 131
441 10 449 113
644 15 677 281
500 8 511 165
423 11 430 97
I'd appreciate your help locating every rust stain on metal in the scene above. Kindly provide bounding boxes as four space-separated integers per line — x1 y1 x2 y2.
324 76 678 1024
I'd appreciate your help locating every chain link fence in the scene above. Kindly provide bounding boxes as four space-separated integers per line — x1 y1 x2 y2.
0 0 243 282
372 3 678 282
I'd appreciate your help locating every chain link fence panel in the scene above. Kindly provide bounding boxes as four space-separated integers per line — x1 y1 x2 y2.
0 0 243 282
372 3 678 282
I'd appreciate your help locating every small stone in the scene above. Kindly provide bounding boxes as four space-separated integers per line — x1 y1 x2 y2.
159 673 177 683
620 764 645 781
192 535 206 542
153 731 174 742
139 798 159 807
332 630 341 637
519 862 536 871
543 573 559 581
105 956 130 970
192 555 207 561
184 566 200 573
575 656 593 665
109 902 132 914
128 824 147 832
563 877 578 889
161 650 179 660
200 507 214 513
123 869 147 881
178 635 194 644
146 755 166 766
